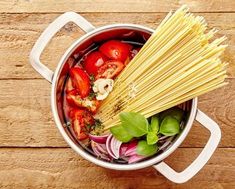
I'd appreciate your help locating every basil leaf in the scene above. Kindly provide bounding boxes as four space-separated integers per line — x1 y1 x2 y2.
110 125 133 143
119 112 148 137
147 132 158 145
159 116 180 136
137 140 158 156
160 107 184 122
149 115 160 132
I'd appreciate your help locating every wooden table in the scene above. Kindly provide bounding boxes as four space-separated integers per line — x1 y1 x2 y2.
0 0 234 188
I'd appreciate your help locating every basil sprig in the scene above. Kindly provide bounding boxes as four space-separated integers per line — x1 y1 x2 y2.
110 107 183 157
159 116 180 136
120 112 149 137
110 125 132 142
147 132 158 145
137 140 158 156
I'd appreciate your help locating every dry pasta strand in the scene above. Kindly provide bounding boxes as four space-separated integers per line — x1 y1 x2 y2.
96 6 228 131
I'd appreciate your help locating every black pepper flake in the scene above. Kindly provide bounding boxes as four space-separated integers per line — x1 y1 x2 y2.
113 99 125 114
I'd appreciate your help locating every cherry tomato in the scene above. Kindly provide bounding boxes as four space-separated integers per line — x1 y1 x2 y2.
70 109 94 140
99 40 132 62
70 67 91 98
83 51 108 76
96 60 124 79
66 89 100 113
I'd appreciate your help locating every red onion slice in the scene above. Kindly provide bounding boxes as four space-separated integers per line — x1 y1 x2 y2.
110 136 122 159
121 156 129 162
158 135 169 141
96 143 109 155
159 136 174 151
128 154 146 164
106 134 116 159
120 143 129 157
91 141 111 161
124 140 138 156
91 134 162 163
89 134 109 144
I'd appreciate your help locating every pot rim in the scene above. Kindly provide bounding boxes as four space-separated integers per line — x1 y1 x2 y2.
51 23 198 170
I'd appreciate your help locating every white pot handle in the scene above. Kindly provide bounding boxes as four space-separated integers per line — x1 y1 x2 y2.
153 109 221 183
29 12 95 83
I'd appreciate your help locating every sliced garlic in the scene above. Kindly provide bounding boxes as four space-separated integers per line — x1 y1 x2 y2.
93 78 114 100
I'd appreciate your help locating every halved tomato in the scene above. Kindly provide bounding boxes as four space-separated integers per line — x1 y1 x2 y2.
69 109 94 140
66 89 100 113
66 89 78 106
99 40 132 62
83 51 108 76
96 60 124 79
65 78 74 93
70 67 91 98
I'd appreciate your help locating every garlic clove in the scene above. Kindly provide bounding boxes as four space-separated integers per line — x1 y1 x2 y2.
96 92 109 100
92 78 114 100
97 82 107 94
106 79 114 92
93 85 98 93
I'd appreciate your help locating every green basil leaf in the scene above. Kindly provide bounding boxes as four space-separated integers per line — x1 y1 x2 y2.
159 116 180 136
110 125 133 143
160 107 184 122
137 140 158 156
149 115 160 132
147 132 158 145
119 112 148 137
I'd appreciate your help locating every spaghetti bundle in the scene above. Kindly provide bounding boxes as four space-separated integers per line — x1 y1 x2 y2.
97 6 228 130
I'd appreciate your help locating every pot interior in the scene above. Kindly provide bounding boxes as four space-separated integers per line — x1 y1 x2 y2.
53 26 195 169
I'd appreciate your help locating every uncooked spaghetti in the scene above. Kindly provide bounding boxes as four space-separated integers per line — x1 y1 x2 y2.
97 5 228 130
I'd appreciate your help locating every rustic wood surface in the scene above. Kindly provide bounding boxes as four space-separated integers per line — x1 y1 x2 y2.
0 0 234 188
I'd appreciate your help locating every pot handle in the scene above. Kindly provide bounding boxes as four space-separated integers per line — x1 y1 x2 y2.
153 109 221 183
29 12 95 83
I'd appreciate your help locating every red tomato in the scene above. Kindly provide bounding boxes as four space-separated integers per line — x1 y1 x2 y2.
63 103 74 120
66 89 100 113
70 67 91 98
96 60 124 79
65 78 74 93
99 40 132 62
70 109 94 140
66 89 78 106
83 51 108 76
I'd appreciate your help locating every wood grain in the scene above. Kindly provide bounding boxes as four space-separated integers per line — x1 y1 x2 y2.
0 1 234 187
0 13 234 79
0 148 233 189
0 78 234 147
0 0 234 13
0 79 67 147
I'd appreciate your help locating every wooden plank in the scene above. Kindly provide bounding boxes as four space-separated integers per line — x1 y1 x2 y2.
0 0 234 13
0 79 68 147
0 13 234 79
0 78 234 147
0 148 233 188
183 77 235 148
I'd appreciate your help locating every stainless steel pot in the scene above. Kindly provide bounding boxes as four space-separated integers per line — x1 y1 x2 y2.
29 12 221 183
